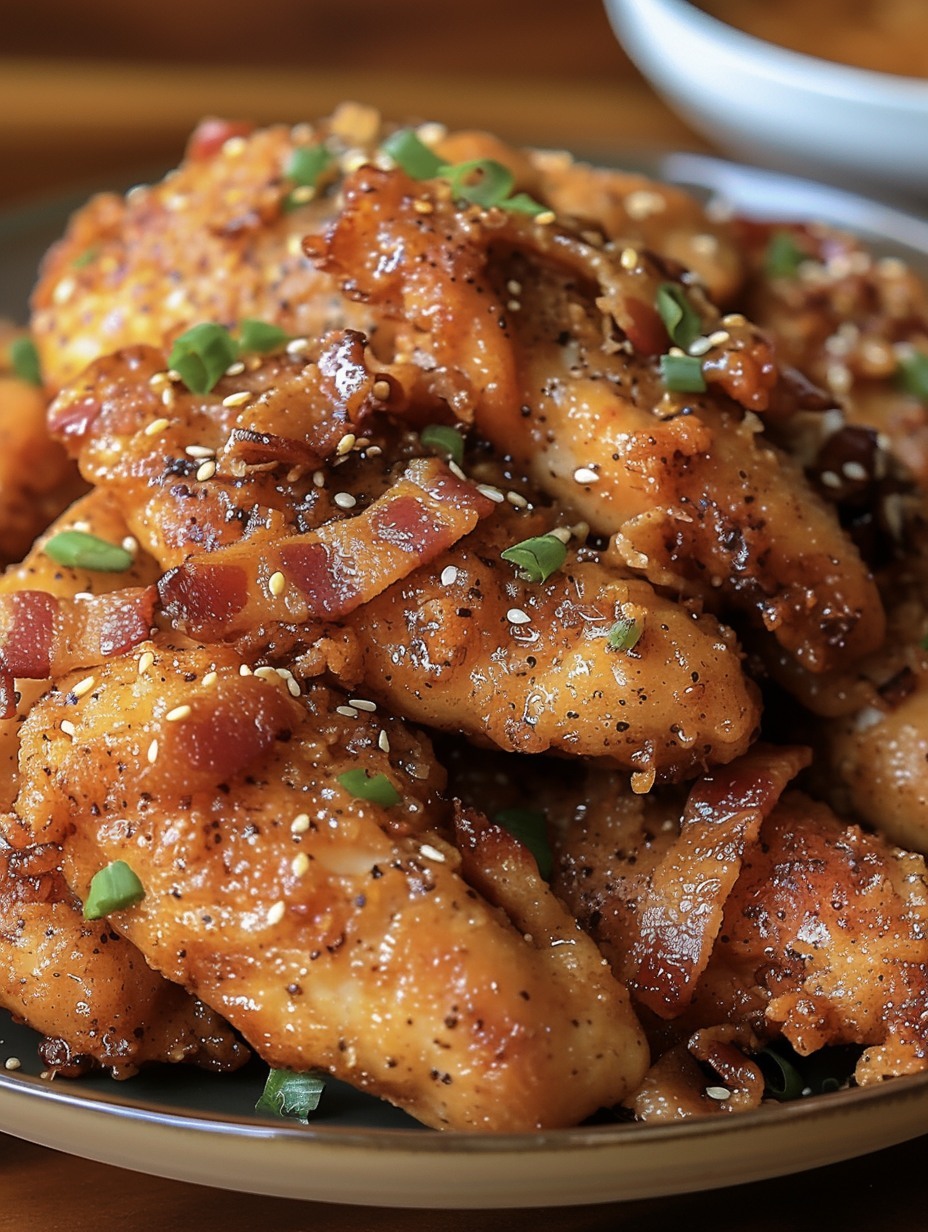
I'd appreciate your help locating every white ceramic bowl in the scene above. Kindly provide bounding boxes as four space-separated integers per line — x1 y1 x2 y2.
604 0 928 201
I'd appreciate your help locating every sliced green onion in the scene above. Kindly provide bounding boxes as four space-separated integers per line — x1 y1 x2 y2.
10 336 42 387
494 807 553 879
607 616 643 652
659 353 706 393
83 860 145 919
285 144 333 189
337 768 401 808
381 128 444 179
239 319 290 354
72 247 100 269
419 424 465 466
439 158 514 208
255 1068 325 1123
655 283 702 352
500 533 567 583
44 529 134 572
757 1044 805 1101
897 351 928 402
168 323 238 394
501 191 549 217
764 230 807 279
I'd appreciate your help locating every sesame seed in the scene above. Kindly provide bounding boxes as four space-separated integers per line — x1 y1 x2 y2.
291 813 311 835
365 445 383 458
507 279 523 296
705 1086 730 1101
138 650 155 675
286 679 301 697
201 671 218 688
624 189 666 220
53 276 76 305
254 666 279 682
378 729 391 753
71 675 96 699
440 565 459 587
286 337 309 356
448 461 467 481
573 466 599 485
549 526 571 544
222 135 247 157
507 299 522 312
225 361 246 377
144 417 170 437
60 720 76 738
336 432 357 455
413 198 434 215
291 852 310 876
268 571 286 597
196 460 217 482
333 492 357 510
336 705 359 718
707 329 730 348
161 387 175 408
688 336 713 357
419 843 446 863
121 535 138 554
165 704 192 722
73 592 93 601
221 390 251 408
4 1057 21 1072
535 210 556 225
843 460 868 481
506 490 529 508
348 698 377 712
313 470 326 488
267 900 286 926
720 313 746 328
506 608 532 625
239 664 253 676
619 247 638 270
820 470 842 489
476 484 505 503
147 739 159 764
185 444 216 459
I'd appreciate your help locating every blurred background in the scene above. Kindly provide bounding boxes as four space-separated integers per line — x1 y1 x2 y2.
0 0 706 207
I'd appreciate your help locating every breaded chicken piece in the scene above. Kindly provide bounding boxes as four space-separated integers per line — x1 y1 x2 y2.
17 643 648 1131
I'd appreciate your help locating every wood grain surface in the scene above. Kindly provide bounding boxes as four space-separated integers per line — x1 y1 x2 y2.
0 3 925 1227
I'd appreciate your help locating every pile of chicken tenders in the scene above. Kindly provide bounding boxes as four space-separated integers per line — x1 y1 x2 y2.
1 103 927 1131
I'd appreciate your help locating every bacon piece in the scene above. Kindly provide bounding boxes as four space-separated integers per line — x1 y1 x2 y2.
631 744 811 1018
159 458 496 640
0 587 156 717
185 118 256 162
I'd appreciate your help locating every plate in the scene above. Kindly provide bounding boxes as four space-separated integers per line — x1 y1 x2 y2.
2 154 928 1209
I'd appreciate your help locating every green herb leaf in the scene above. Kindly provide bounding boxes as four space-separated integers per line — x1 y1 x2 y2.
83 860 145 919
168 323 238 394
72 247 100 269
239 319 291 354
285 144 333 189
897 350 928 402
10 336 42 387
255 1068 325 1123
381 128 445 179
502 192 549 217
439 158 514 207
337 768 402 808
659 353 706 393
44 529 134 572
607 616 644 652
655 283 702 351
764 230 807 279
500 533 567 583
419 424 465 466
494 807 553 879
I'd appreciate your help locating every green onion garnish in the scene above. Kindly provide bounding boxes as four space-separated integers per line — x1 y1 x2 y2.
83 860 145 919
440 159 514 208
337 769 401 808
764 231 807 279
44 529 134 572
659 353 706 393
500 533 567 583
419 424 465 466
381 128 444 179
239 319 290 354
607 616 643 652
897 351 928 402
501 192 550 217
757 1040 857 1102
285 144 333 189
72 247 100 269
255 1068 325 1123
10 336 42 387
494 807 553 879
168 323 238 394
655 283 702 352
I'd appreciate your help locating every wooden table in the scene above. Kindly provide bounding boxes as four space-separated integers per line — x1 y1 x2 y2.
0 4 925 1226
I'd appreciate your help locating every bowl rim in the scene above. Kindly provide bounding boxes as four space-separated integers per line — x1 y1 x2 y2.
609 0 928 102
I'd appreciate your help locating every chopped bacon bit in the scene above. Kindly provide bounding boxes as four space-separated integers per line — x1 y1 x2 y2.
158 563 249 630
0 591 57 679
46 394 103 443
632 745 811 1019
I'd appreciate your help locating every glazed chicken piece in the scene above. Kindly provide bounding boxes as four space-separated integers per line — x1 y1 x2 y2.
17 643 648 1131
310 163 885 674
